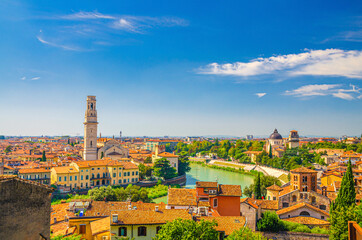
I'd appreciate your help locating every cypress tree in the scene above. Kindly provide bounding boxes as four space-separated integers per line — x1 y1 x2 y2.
254 173 262 199
41 151 46 162
268 145 273 158
334 159 356 208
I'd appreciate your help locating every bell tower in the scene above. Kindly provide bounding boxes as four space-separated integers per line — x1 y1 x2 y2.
83 96 98 160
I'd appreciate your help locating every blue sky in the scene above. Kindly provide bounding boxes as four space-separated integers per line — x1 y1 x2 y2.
0 0 361 137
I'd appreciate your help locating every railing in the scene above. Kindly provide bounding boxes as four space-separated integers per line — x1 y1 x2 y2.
349 221 362 240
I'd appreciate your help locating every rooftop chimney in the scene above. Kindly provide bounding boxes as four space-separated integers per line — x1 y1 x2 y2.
155 206 159 212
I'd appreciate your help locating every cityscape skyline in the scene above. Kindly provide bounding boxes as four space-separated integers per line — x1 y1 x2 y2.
0 0 361 136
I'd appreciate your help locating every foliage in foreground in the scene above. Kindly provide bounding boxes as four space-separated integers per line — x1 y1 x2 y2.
257 211 329 234
154 218 219 240
52 184 172 205
51 234 82 240
226 227 267 240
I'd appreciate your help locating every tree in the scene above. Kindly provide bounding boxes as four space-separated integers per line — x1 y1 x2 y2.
178 155 191 176
244 175 281 198
334 159 356 208
153 158 177 180
155 219 219 240
144 156 152 163
227 226 267 240
254 173 262 199
138 164 153 180
330 204 357 240
4 145 12 154
100 151 104 159
268 145 273 158
51 234 82 240
41 150 46 162
257 211 285 232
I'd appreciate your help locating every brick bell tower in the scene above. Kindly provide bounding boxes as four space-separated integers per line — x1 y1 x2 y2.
83 96 98 160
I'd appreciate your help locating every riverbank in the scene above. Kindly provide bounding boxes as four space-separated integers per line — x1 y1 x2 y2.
191 160 259 177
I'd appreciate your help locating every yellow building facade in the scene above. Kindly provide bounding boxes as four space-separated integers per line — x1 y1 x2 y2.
51 158 139 190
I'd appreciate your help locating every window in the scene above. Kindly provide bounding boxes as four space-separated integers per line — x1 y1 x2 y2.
273 197 276 200
70 176 72 181
81 183 83 188
119 227 127 236
86 175 89 180
64 176 67 181
75 176 77 181
311 196 316 203
321 216 325 220
79 224 86 234
81 175 83 180
300 211 310 216
268 196 270 200
59 177 61 182
81 170 83 172
282 202 289 208
113 173 116 178
124 179 126 183
132 171 134 176
92 168 94 170
136 171 138 175
320 205 326 210
292 195 297 202
213 198 218 207
119 173 122 177
138 226 147 236
113 180 115 184
156 226 162 234
119 180 121 184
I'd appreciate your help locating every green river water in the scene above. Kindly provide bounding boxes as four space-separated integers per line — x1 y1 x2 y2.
153 163 255 203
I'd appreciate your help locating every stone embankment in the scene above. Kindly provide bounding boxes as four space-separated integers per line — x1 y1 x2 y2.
206 159 289 184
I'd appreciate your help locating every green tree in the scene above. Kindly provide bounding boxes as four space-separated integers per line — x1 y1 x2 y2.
4 145 12 154
153 158 177 180
254 173 262 199
41 150 47 162
178 155 191 176
144 156 152 163
154 218 219 240
257 211 285 232
138 164 153 180
330 205 357 240
334 159 356 208
227 226 267 240
268 145 273 158
100 151 104 159
51 234 82 240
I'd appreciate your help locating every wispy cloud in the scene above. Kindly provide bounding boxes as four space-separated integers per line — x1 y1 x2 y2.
255 93 266 98
36 11 188 51
20 76 40 81
198 49 362 79
324 16 362 43
285 84 361 100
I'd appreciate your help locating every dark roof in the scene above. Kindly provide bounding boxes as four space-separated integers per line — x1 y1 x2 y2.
270 129 283 140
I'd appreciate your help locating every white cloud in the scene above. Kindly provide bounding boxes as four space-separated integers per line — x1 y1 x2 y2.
285 84 361 100
37 11 188 51
37 36 86 51
31 77 40 80
198 49 362 79
20 76 26 80
255 93 266 98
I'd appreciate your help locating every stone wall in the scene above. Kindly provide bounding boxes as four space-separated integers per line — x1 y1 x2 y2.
263 231 329 240
0 178 52 240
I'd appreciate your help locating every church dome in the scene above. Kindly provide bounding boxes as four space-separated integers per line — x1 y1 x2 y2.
270 129 283 140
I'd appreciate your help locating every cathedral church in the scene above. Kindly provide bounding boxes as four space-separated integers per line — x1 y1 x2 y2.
83 96 129 160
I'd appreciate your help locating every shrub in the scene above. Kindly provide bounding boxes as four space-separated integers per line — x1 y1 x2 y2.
257 211 285 232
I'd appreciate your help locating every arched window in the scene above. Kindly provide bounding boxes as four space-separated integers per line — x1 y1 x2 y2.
311 196 316 203
156 226 162 234
97 173 100 178
300 211 310 216
90 103 93 110
90 141 93 147
292 195 297 202
300 193 303 199
138 226 147 236
119 227 127 236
